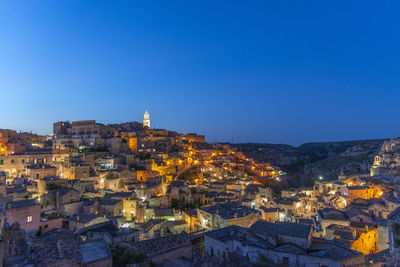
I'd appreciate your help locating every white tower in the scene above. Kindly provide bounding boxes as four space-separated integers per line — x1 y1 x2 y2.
143 110 150 128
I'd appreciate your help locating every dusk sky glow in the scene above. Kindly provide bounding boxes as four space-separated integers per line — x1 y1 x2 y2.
1 1 400 145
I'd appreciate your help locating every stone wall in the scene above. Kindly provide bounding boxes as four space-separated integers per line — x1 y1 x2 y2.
351 228 378 255
5 203 40 232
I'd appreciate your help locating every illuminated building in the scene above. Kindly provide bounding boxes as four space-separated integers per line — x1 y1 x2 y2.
340 185 384 202
143 109 151 128
120 132 138 153
197 202 259 230
326 224 378 255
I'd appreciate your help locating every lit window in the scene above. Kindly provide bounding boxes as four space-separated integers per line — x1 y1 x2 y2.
27 216 33 223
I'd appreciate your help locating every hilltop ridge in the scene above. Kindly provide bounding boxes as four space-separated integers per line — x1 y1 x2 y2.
233 139 386 187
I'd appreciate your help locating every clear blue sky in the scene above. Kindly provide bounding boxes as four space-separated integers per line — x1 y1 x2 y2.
1 1 399 145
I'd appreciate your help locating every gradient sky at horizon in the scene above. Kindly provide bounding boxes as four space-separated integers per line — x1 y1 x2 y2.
1 1 400 145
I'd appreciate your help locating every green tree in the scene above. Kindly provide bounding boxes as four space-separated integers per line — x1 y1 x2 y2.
111 244 147 267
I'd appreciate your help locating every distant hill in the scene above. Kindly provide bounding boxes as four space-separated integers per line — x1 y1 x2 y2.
233 139 385 188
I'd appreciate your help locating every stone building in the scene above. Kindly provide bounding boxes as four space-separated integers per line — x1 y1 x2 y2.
98 198 123 217
27 164 57 179
387 206 400 254
180 133 205 143
1 221 30 266
54 120 116 138
136 169 159 183
2 199 40 232
317 208 351 236
0 171 6 197
371 138 400 177
122 233 192 265
120 132 138 153
52 136 83 151
0 152 54 178
340 185 383 202
326 224 378 255
30 229 112 266
78 220 139 245
37 176 70 195
104 192 138 221
63 160 91 180
69 213 110 232
250 220 313 249
204 223 365 267
197 202 259 230
40 188 81 214
260 207 281 222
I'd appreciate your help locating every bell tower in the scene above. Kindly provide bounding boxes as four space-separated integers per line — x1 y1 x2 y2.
143 110 150 128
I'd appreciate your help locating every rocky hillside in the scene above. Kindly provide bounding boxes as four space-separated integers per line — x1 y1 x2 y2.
233 139 385 188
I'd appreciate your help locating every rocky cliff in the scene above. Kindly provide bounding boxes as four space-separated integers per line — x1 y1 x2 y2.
371 138 400 176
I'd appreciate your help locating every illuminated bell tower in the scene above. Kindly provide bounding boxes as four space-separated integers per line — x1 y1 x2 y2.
143 110 150 128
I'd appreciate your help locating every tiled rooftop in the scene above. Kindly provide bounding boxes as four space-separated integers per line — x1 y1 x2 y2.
80 240 111 264
308 237 362 260
250 220 312 239
199 202 256 219
6 198 38 209
70 213 103 224
32 230 81 266
47 188 79 196
123 233 190 257
318 208 348 221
